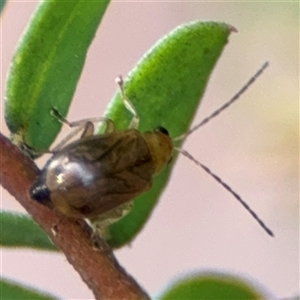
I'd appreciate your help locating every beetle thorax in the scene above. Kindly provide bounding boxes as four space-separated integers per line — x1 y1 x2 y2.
142 130 173 175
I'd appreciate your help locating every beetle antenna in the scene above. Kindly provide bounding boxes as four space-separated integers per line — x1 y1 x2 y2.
174 61 269 141
176 147 274 237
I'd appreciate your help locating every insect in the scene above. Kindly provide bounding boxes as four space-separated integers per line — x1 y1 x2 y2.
30 62 274 238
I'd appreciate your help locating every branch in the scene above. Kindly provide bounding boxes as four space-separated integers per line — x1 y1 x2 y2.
0 132 150 300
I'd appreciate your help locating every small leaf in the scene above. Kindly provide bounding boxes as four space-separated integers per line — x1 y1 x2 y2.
0 0 7 14
104 21 233 247
5 0 110 155
0 278 58 300
159 273 265 300
0 211 58 251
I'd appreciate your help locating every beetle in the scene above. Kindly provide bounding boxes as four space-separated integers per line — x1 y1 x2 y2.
30 77 172 226
30 64 274 238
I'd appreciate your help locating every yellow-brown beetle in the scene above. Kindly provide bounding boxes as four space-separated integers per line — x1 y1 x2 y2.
30 77 172 224
30 64 274 237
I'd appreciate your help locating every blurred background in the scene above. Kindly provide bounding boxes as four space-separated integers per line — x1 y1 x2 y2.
1 1 298 299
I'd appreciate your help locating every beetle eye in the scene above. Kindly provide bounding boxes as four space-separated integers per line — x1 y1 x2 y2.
155 126 169 136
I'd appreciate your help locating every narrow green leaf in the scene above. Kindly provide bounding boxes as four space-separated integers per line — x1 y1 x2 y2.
0 0 7 14
0 278 58 300
105 21 232 247
0 211 58 251
159 273 265 300
5 0 110 155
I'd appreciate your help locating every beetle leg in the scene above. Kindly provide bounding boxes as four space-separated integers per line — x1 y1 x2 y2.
66 117 114 131
51 124 88 152
115 76 140 129
51 108 115 132
88 201 134 239
50 108 115 152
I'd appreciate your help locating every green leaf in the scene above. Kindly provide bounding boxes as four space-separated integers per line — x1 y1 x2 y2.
0 211 58 251
5 0 110 155
0 0 7 14
0 278 58 300
105 21 232 247
159 273 265 300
